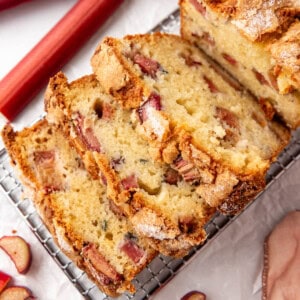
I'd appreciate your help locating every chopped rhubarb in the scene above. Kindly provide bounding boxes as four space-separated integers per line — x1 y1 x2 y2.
164 168 181 185
253 69 270 86
109 200 125 219
83 127 100 151
258 98 275 121
102 103 114 120
111 156 125 171
182 168 201 182
203 76 219 93
121 174 139 190
222 53 238 66
268 69 279 91
181 53 202 67
75 113 101 152
94 101 114 120
33 150 55 166
100 173 107 186
43 185 62 194
146 92 162 110
120 238 145 264
33 150 63 193
201 32 215 47
189 0 206 17
215 106 239 129
82 243 123 283
137 106 148 124
133 53 161 78
173 157 200 183
137 92 162 123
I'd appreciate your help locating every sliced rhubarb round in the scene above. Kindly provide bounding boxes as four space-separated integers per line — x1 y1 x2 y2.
181 290 206 300
0 286 32 300
0 236 32 274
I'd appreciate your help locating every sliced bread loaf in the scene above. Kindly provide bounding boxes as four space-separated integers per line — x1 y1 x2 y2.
45 72 215 257
90 33 290 213
180 0 300 128
1 119 156 296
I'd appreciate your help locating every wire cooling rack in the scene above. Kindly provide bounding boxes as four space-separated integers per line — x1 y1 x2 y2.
1 8 300 300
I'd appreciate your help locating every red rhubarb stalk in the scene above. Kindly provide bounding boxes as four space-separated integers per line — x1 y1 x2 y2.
0 0 123 121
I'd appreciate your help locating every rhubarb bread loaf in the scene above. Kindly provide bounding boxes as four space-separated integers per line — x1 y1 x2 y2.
1 119 156 297
45 72 215 257
91 33 290 213
180 0 300 128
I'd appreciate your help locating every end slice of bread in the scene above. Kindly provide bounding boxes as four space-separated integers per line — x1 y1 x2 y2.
1 119 156 296
180 0 300 128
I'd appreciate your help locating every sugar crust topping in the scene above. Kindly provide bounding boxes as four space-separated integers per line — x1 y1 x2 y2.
204 0 300 41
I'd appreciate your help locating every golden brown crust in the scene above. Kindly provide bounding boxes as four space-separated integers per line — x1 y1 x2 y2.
2 120 51 194
194 0 300 91
130 195 215 258
270 20 300 92
91 37 146 109
179 133 267 210
202 0 238 15
202 0 300 41
218 177 265 214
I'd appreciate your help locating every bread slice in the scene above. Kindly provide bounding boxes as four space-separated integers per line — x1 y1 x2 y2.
45 72 215 257
180 0 300 128
90 32 290 213
1 119 156 296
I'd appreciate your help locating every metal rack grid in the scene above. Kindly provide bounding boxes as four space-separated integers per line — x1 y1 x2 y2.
1 8 300 300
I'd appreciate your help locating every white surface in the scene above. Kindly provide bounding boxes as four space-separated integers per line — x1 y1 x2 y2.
0 1 299 300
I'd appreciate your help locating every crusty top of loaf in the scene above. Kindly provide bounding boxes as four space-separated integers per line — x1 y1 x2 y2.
203 0 299 40
270 20 300 85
